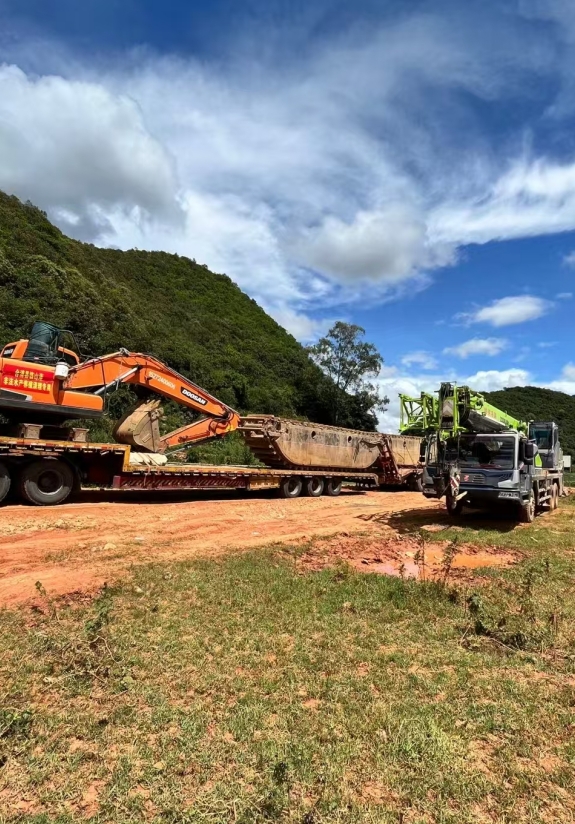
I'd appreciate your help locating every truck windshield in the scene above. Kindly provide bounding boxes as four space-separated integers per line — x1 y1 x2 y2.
446 436 516 470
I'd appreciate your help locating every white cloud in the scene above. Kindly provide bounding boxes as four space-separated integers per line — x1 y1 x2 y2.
538 341 558 348
461 295 552 327
462 368 531 392
562 251 575 267
547 363 575 395
1 5 575 339
443 337 507 358
561 363 575 379
557 291 573 299
297 207 455 284
0 64 182 239
401 351 438 370
430 157 575 246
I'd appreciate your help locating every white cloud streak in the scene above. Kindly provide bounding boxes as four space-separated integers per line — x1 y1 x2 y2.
460 295 552 327
401 351 438 370
443 337 508 358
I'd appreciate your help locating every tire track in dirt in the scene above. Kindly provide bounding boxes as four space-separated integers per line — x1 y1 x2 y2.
0 490 440 607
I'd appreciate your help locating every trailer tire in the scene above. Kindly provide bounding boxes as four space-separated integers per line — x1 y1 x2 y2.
325 479 343 497
519 489 536 524
279 477 303 499
19 460 74 506
0 462 11 505
304 477 324 497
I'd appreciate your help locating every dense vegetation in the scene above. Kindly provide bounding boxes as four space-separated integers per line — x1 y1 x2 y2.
486 386 575 457
0 192 377 445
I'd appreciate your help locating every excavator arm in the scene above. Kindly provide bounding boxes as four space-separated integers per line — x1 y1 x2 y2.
65 351 240 452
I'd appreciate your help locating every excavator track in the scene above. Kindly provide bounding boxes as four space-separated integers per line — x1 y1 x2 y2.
238 415 385 471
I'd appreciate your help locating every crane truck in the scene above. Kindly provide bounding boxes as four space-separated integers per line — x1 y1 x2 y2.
0 321 398 506
400 383 564 522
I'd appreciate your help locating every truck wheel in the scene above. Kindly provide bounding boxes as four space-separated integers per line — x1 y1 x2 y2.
19 460 74 506
519 490 536 523
325 479 342 497
0 462 11 505
304 477 324 497
446 494 463 517
279 477 303 499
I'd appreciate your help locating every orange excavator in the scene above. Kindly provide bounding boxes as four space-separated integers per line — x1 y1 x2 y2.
0 321 240 452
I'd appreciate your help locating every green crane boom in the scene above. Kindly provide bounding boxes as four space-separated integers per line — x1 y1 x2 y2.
400 383 527 436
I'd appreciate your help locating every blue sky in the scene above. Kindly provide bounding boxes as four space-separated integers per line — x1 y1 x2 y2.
1 0 574 429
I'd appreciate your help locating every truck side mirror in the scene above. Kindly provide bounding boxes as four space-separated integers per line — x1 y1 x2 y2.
523 441 538 464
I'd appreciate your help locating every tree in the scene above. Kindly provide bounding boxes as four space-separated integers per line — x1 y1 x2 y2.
307 322 389 427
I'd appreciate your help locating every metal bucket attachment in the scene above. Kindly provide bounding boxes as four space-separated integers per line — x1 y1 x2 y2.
113 398 164 453
238 415 385 470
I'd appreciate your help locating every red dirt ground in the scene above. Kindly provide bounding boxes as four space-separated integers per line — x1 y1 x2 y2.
0 489 516 608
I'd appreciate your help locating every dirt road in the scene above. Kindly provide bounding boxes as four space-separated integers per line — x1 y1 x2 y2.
0 490 441 607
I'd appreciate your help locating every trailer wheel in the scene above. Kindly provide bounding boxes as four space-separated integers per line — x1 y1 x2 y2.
325 479 343 497
304 477 324 497
519 489 536 524
279 477 303 499
0 462 11 505
19 460 74 506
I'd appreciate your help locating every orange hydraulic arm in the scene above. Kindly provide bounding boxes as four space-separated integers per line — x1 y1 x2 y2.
66 350 240 449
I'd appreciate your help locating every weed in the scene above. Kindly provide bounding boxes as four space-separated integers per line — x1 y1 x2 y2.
0 708 32 739
440 537 459 583
32 583 120 686
1 528 575 822
413 530 427 580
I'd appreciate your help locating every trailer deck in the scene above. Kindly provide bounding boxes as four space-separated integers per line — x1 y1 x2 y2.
0 435 378 505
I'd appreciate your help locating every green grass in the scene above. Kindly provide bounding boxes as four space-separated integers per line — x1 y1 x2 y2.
2 504 575 822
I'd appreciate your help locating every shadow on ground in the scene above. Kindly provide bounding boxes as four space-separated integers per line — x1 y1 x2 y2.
357 506 519 536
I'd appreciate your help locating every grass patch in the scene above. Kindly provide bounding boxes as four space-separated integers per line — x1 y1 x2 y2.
2 511 575 822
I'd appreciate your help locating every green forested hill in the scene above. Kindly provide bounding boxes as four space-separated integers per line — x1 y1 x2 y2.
485 386 575 457
0 191 375 438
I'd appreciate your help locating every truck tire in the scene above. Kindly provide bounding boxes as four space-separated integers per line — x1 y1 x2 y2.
0 462 11 505
325 479 342 497
304 477 324 497
519 489 536 523
19 460 74 506
279 477 303 499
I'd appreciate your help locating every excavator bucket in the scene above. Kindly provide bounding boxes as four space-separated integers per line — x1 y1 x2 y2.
113 399 164 453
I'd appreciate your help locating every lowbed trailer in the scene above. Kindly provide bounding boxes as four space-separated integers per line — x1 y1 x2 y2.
0 435 378 507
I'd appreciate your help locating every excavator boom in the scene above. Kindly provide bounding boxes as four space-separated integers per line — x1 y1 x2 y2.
0 323 240 452
65 351 241 451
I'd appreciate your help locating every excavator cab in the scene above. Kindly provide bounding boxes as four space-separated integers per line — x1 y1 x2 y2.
1 322 80 366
